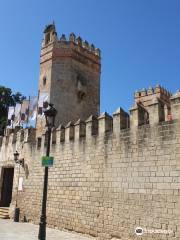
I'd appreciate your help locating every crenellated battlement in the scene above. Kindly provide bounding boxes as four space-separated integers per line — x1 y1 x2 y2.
40 32 101 68
1 88 180 150
134 85 172 107
135 85 172 98
41 23 101 68
42 31 101 57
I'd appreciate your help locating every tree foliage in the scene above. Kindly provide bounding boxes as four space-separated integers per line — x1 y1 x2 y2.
0 86 26 135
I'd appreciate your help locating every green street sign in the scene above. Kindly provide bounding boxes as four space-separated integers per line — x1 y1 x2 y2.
42 156 54 167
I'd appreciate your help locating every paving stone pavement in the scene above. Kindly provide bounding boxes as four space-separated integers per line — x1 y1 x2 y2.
0 219 96 240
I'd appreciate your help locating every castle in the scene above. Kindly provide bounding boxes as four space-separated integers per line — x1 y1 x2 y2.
0 23 180 240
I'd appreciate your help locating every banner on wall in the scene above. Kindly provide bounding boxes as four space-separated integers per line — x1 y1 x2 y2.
18 177 24 191
28 96 38 126
38 92 49 115
7 106 15 127
20 100 29 122
14 103 22 126
6 95 39 128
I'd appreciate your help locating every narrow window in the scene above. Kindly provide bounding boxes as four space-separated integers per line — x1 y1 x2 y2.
37 138 42 148
43 76 46 86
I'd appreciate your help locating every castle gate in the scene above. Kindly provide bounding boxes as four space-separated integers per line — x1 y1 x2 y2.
0 167 14 207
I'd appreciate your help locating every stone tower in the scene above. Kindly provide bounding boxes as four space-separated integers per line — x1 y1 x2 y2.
36 23 101 134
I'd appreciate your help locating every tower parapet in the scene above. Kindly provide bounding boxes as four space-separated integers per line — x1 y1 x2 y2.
134 85 172 107
41 26 101 67
132 85 172 126
41 31 101 70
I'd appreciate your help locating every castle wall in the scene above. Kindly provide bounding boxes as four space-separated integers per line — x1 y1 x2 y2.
1 96 180 240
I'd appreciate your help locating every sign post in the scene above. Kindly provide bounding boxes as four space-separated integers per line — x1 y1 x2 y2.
42 156 54 167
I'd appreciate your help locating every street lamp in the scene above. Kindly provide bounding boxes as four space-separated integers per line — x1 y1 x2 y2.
14 151 24 166
13 151 24 222
38 103 57 240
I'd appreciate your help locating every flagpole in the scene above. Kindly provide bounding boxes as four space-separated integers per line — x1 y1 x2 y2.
12 106 15 130
26 96 30 128
19 101 23 127
35 90 40 129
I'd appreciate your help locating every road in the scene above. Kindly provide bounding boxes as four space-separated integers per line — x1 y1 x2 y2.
0 219 96 240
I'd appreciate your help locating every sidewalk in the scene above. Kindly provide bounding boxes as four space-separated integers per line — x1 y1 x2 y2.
0 219 96 240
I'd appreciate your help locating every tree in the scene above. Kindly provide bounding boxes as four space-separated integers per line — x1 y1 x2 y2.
0 86 26 135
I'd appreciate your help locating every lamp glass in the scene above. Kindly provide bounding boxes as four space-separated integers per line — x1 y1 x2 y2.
14 151 19 163
44 104 57 128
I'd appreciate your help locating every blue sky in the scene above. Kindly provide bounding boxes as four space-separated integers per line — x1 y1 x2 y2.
0 0 180 114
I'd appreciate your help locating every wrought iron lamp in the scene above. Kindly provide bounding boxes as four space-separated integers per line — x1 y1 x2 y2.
14 151 24 167
44 103 57 128
38 103 57 240
13 151 24 222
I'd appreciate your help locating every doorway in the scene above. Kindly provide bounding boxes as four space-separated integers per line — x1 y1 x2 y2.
0 168 14 207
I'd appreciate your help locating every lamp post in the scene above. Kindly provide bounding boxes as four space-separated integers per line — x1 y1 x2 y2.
38 103 57 240
13 151 24 222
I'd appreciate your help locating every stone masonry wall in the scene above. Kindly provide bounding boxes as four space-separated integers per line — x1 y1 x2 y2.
0 94 180 240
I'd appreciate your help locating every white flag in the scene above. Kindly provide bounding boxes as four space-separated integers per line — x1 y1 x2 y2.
38 92 49 108
8 106 15 120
